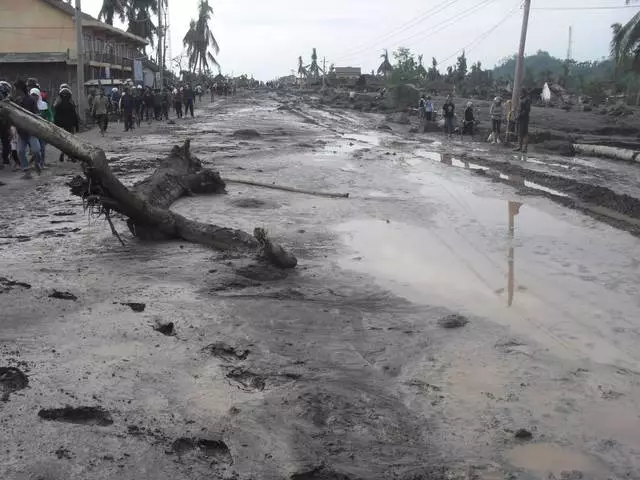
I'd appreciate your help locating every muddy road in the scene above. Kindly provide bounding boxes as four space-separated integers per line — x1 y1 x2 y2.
1 91 640 480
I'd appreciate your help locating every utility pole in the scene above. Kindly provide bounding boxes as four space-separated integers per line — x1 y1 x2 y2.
157 0 164 88
322 57 326 89
510 0 532 117
74 0 85 120
566 26 573 60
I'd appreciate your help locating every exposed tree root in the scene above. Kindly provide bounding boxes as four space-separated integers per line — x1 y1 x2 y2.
0 100 297 268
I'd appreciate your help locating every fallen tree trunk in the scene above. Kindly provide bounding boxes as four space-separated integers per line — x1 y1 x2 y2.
573 143 639 163
0 99 297 268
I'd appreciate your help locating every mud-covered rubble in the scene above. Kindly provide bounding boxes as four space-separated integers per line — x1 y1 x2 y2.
1 92 640 480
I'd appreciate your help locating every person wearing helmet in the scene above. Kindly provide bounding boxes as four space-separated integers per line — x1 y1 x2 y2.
489 96 503 144
173 87 183 118
29 87 52 165
0 81 13 168
110 88 120 116
14 79 43 178
53 87 79 162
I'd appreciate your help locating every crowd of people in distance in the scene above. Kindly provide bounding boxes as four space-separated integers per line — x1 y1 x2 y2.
417 88 532 152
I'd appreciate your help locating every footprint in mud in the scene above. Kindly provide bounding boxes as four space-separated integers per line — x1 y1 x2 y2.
0 367 29 401
231 198 279 209
169 437 233 465
226 369 266 392
290 466 354 480
203 342 250 362
0 277 31 293
38 406 113 426
225 368 300 392
235 263 289 282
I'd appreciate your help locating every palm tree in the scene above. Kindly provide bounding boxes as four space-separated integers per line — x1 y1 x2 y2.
377 49 393 77
127 0 158 47
611 1 640 66
182 0 220 74
416 54 427 80
309 48 321 80
297 56 308 84
98 0 126 25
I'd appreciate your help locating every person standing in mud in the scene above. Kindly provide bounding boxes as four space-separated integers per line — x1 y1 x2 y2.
0 81 12 169
183 84 195 118
489 96 503 144
143 87 154 122
463 101 475 137
14 79 43 177
442 94 455 139
120 88 135 132
53 86 79 162
92 89 109 135
173 88 183 118
162 87 171 120
514 88 531 153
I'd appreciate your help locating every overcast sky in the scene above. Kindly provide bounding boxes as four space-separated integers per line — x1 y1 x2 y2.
82 0 638 80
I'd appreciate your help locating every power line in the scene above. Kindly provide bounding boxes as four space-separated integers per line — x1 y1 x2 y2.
401 0 495 49
438 5 519 66
533 5 640 10
337 0 495 63
334 0 460 63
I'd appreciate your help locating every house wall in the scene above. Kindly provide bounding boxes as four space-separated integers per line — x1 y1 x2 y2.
0 62 73 96
0 0 76 54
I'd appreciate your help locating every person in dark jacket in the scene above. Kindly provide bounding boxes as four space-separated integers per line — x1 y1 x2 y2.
462 101 475 137
143 87 154 122
442 94 455 139
183 84 195 117
14 79 43 177
173 88 183 118
53 87 80 162
162 87 171 120
120 88 135 132
153 89 163 120
0 81 12 168
514 88 532 153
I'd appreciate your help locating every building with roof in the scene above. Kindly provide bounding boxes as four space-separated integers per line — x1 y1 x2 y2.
334 67 362 81
0 0 155 95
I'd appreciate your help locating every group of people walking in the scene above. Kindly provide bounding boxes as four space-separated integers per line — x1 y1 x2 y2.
417 88 532 152
0 78 79 179
88 83 199 135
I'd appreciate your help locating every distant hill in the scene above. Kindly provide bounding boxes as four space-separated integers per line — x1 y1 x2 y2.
492 50 615 86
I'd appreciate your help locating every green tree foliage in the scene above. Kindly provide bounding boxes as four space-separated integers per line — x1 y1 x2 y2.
99 0 166 46
427 57 440 81
391 47 418 83
416 54 427 80
456 51 467 83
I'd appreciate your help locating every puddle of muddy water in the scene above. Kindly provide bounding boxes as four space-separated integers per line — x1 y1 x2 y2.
506 443 606 477
334 173 640 368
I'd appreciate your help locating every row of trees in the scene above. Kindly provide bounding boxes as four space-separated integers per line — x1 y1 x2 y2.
98 0 220 77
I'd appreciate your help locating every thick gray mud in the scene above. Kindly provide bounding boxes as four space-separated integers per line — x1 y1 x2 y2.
1 92 640 480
